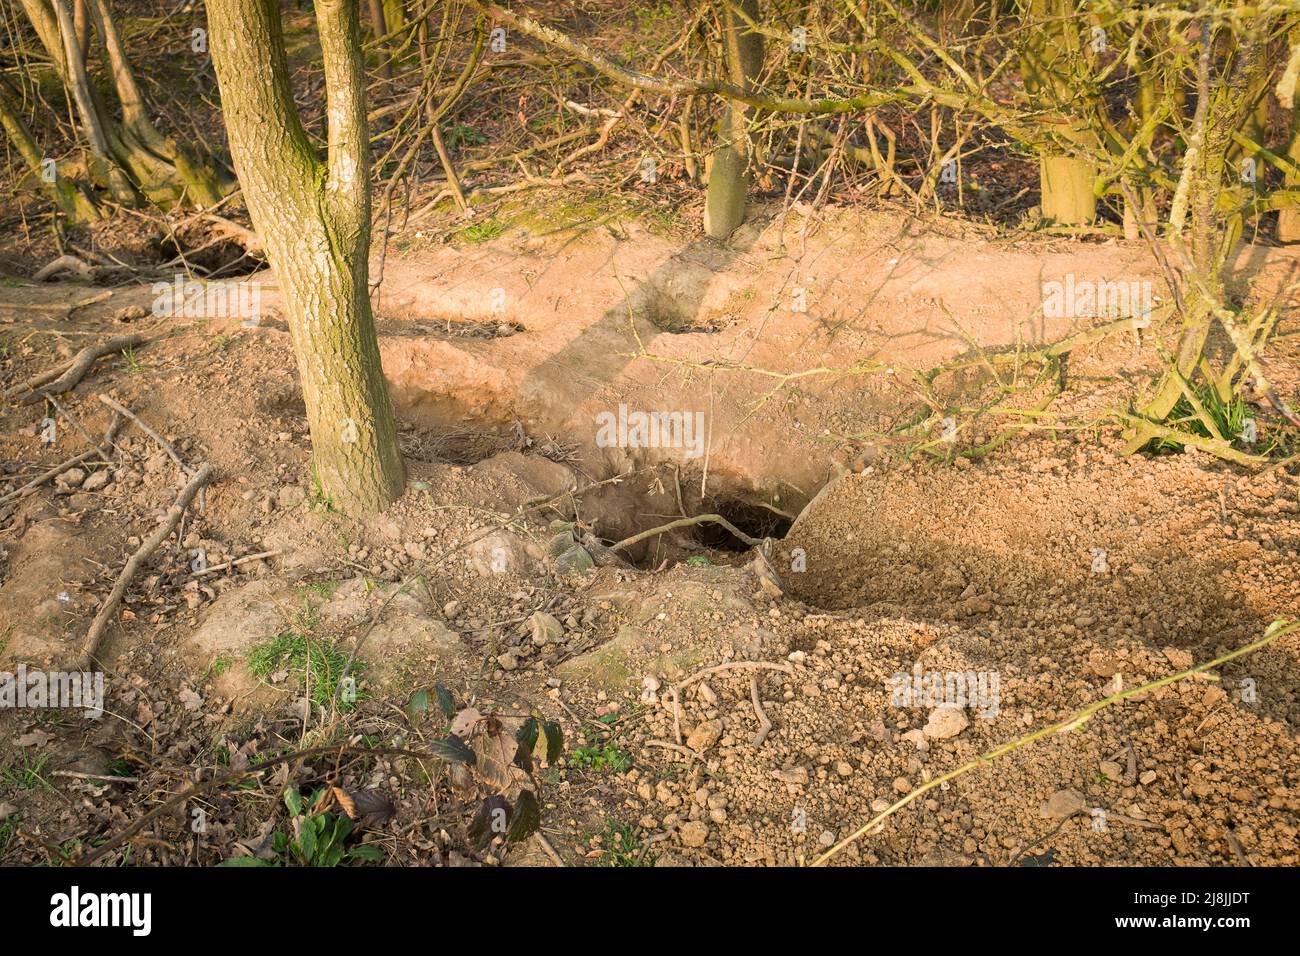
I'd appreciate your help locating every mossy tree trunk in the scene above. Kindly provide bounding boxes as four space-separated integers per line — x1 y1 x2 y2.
0 76 101 222
208 0 406 515
704 0 762 239
8 0 230 212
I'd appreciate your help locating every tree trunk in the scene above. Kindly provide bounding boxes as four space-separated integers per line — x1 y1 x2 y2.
366 0 392 79
704 0 761 239
1020 0 1098 225
16 0 230 210
1281 38 1300 243
208 0 405 515
0 76 101 222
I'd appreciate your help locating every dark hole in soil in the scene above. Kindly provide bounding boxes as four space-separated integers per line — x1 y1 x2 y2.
400 425 515 465
155 235 266 278
696 499 792 551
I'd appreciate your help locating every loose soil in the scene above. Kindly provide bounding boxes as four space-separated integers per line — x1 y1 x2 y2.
2 202 1298 867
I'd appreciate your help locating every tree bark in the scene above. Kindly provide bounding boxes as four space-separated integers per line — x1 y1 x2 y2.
208 0 405 514
1020 0 1098 225
1280 27 1300 243
0 76 101 222
704 0 762 239
15 0 230 210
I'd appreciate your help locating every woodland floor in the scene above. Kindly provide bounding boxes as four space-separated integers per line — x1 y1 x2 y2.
1 200 1299 867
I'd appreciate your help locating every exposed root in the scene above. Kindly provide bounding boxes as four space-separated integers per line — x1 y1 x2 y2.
5 334 143 402
610 513 763 553
749 675 772 746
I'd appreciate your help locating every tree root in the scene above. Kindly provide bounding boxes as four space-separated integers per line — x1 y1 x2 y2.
610 513 763 553
749 675 772 746
32 254 99 282
6 334 143 403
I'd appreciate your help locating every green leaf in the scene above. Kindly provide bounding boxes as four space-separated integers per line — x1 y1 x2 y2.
506 789 542 843
541 721 564 763
434 683 457 719
349 844 384 862
406 688 430 721
516 716 539 751
296 818 318 863
216 856 276 867
427 735 477 765
283 788 302 817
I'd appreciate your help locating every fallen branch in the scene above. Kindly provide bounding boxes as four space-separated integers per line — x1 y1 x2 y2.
97 394 188 475
52 770 139 784
0 413 123 506
32 254 97 282
534 831 566 867
189 549 283 577
78 462 214 669
199 214 264 258
645 739 698 761
5 334 143 402
679 660 793 689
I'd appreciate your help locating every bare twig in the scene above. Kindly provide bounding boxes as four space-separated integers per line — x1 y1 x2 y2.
78 462 214 668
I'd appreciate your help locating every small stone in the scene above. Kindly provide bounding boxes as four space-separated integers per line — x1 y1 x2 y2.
81 470 111 492
772 767 809 787
922 705 969 740
818 830 835 847
443 600 461 619
686 719 723 753
1042 788 1086 819
554 545 594 573
893 776 912 794
274 489 304 512
901 728 929 751
495 651 519 671
530 611 564 646
59 467 87 488
678 821 709 847
1099 760 1124 783
835 761 853 777
1139 770 1157 786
